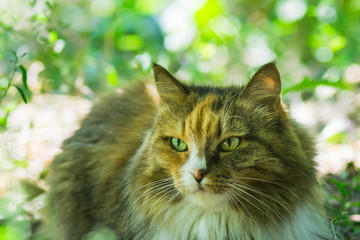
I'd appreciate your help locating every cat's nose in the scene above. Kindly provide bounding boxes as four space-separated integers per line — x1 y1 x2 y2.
191 169 207 183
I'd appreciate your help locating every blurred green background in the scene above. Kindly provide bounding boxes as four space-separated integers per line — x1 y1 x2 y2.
0 0 359 239
1 0 359 98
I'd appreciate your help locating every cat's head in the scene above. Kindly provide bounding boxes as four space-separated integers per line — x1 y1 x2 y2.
144 63 316 222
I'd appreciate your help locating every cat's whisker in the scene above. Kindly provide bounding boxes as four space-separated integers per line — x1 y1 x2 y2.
230 187 280 228
139 188 180 232
122 180 174 226
222 190 234 208
230 184 284 230
221 91 241 124
221 91 236 122
148 186 177 210
152 190 181 226
232 182 294 217
224 93 239 118
232 176 298 200
126 187 180 239
231 183 282 218
131 177 173 194
144 189 174 222
127 180 174 213
225 188 253 220
130 182 175 213
124 183 175 234
224 115 243 126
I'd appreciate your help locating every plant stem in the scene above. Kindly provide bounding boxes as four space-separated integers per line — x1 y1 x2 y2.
330 220 339 240
0 56 18 103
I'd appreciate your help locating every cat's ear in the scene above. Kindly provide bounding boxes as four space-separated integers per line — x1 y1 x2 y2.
244 62 282 108
153 63 189 104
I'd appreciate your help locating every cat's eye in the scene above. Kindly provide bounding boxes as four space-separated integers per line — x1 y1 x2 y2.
219 137 241 152
170 137 188 152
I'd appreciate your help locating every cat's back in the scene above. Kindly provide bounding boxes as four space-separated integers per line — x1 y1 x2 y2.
45 81 158 239
56 81 157 160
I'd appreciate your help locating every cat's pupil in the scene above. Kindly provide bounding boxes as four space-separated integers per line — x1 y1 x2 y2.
227 138 231 147
177 139 180 146
219 137 241 152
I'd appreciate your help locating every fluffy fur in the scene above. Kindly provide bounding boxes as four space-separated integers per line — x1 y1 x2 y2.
43 63 331 240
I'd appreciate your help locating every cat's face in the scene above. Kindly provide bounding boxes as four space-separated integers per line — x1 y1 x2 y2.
143 63 315 221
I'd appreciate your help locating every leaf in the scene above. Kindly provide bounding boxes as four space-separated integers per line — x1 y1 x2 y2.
0 108 10 127
327 132 346 144
12 85 27 103
282 77 351 95
330 178 348 200
18 65 28 90
19 52 28 58
45 1 53 9
10 50 17 58
48 30 58 44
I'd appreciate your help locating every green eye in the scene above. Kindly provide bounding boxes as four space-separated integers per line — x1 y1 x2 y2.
170 137 188 152
220 137 241 152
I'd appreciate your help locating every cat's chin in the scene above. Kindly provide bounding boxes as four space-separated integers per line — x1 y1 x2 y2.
185 190 229 211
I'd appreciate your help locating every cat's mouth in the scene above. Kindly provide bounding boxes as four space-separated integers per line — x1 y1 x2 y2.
185 189 228 210
197 183 205 191
192 188 205 194
182 183 228 209
177 172 228 208
185 182 207 194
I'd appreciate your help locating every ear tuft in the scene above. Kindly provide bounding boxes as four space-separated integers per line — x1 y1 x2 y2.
152 64 189 104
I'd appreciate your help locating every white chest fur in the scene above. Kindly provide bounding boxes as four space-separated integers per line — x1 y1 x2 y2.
150 201 330 240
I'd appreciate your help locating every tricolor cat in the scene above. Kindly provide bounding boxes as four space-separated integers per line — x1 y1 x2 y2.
43 62 331 239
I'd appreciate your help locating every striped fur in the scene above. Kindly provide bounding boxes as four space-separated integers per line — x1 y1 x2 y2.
43 63 331 240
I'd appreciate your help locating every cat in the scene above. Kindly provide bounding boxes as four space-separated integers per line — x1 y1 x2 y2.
42 62 331 240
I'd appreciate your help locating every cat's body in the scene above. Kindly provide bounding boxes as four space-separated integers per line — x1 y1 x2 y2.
44 63 331 240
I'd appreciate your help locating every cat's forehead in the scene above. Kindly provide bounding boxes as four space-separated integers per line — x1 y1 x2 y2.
185 90 247 135
157 86 248 139
184 94 222 142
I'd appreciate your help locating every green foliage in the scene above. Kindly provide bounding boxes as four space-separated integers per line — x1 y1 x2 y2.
327 132 347 144
0 51 30 127
1 0 358 98
326 163 360 239
282 77 351 95
0 198 31 240
0 52 30 102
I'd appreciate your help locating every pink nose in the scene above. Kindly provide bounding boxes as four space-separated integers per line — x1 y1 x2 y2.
191 169 207 183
